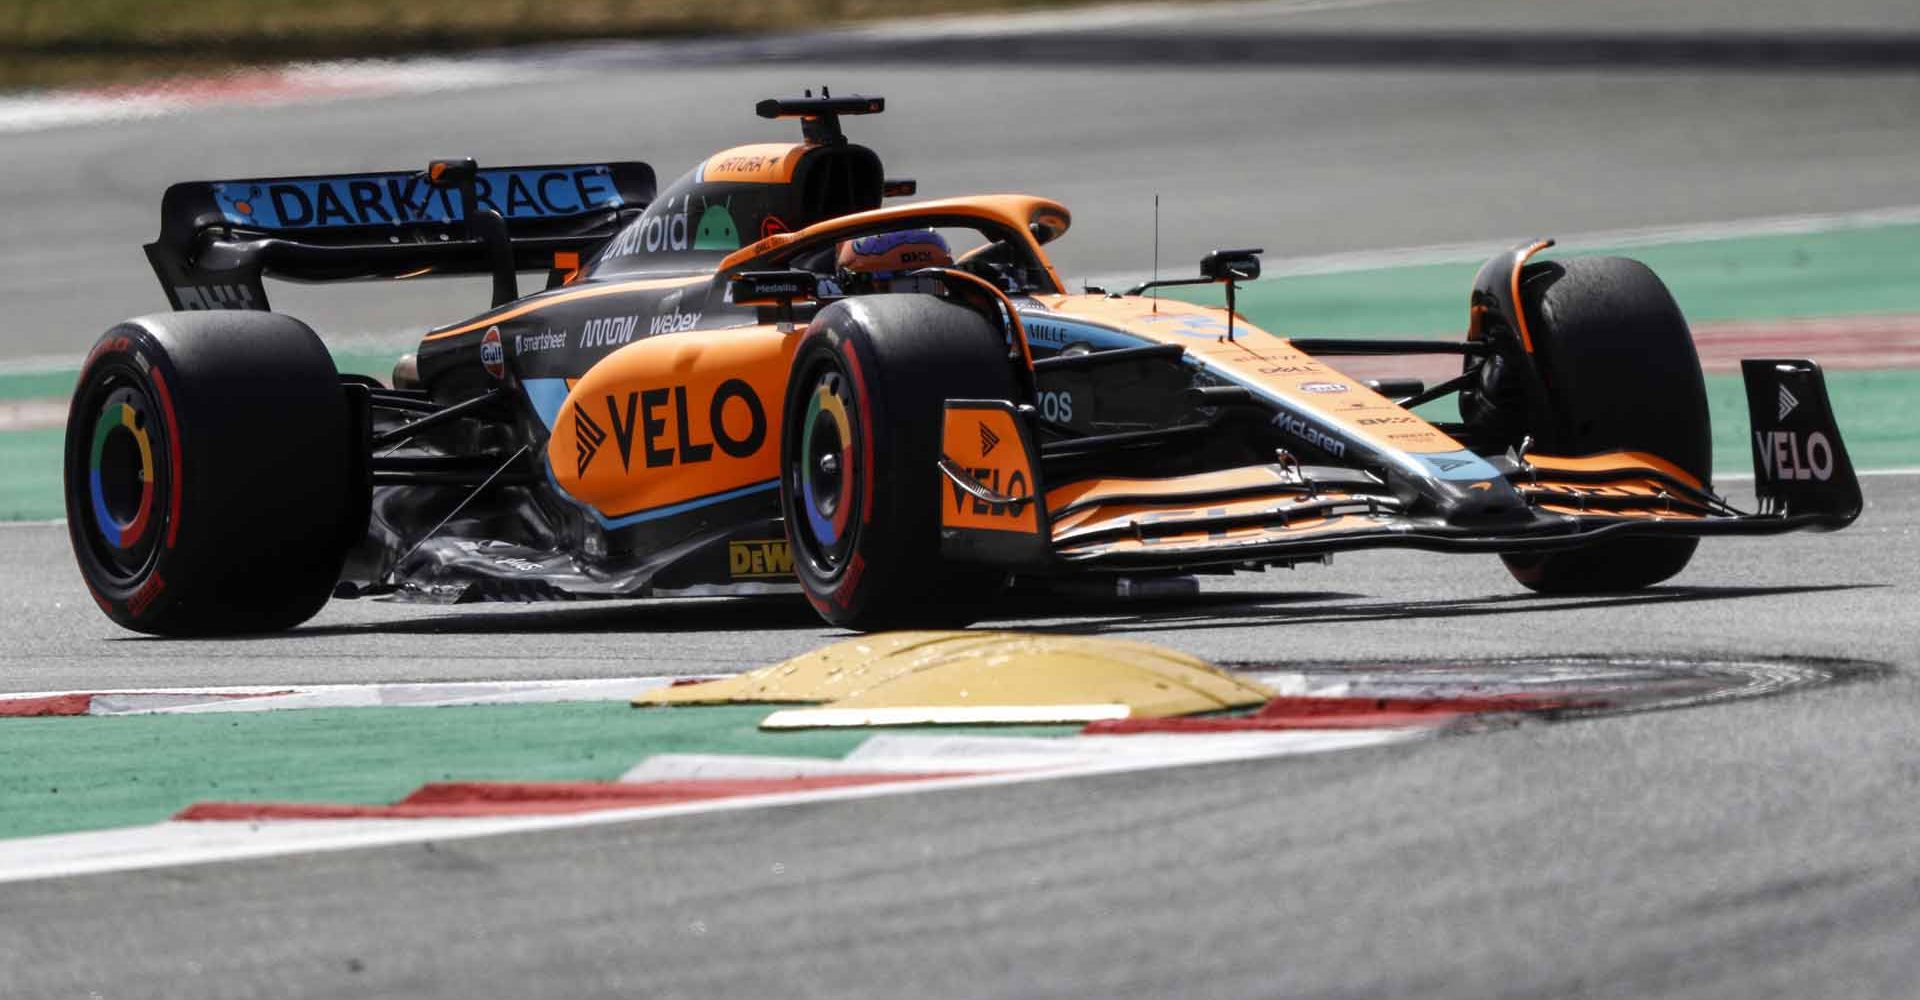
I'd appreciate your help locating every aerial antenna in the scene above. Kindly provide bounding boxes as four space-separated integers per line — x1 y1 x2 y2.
1151 193 1160 314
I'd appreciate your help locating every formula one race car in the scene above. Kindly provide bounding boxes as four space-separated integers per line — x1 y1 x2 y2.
66 93 1863 635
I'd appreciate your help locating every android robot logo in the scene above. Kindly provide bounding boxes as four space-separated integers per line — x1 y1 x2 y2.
693 202 741 251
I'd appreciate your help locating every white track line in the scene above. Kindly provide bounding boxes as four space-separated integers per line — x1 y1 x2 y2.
0 0 1423 136
0 676 686 712
0 399 69 431
0 58 552 135
844 0 1425 39
1718 467 1920 482
621 728 1407 780
0 672 1420 883
0 726 1420 885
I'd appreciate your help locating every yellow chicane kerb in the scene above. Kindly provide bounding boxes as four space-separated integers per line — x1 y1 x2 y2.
634 631 1275 728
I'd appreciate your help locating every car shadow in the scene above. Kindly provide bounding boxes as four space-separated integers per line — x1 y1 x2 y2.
979 582 1883 638
143 581 1880 642
285 595 834 638
227 588 1362 640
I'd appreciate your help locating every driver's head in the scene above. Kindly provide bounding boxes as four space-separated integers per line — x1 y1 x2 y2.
836 229 953 290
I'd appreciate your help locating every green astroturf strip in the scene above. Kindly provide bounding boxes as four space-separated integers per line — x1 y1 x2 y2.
0 347 402 402
1172 223 1920 338
0 370 78 402
0 427 65 520
0 703 1076 840
1705 368 1915 475
1403 368 1920 474
327 349 409 381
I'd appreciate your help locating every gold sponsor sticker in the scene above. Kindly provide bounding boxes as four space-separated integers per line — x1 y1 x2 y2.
728 539 794 579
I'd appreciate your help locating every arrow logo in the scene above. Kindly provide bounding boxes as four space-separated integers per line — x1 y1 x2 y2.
979 423 1000 457
1777 384 1800 422
574 402 607 477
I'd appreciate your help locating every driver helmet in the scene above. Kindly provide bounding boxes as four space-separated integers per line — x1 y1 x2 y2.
836 229 953 288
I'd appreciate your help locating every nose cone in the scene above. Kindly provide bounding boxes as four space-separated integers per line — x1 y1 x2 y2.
1440 477 1535 526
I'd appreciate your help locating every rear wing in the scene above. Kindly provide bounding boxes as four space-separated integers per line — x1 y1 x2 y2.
143 159 656 312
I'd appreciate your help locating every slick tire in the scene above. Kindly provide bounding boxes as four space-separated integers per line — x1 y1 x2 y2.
1499 256 1711 593
780 295 1015 630
65 312 357 635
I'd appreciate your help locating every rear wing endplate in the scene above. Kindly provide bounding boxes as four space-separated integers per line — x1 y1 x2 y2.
144 160 655 311
1741 358 1862 526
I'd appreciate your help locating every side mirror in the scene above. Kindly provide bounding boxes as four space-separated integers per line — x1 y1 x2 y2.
731 269 827 328
1125 246 1262 340
1200 247 1263 283
729 270 820 308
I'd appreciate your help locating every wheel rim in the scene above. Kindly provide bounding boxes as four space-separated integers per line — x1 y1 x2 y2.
75 377 166 582
790 360 862 579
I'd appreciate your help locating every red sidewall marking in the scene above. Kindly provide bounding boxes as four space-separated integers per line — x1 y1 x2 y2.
148 368 184 549
175 774 967 821
837 339 877 527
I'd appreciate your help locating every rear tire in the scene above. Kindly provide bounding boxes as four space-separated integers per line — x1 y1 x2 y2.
64 312 356 635
780 296 1015 630
1493 257 1711 593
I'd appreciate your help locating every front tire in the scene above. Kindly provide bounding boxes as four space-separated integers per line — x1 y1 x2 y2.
780 296 1016 630
1491 257 1711 593
65 312 357 635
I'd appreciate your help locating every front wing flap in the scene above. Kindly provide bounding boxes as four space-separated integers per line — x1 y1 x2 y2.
1046 462 1809 570
940 358 1862 573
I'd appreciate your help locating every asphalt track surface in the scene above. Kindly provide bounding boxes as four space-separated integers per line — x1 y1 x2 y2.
6 2 1920 996
4 476 1918 998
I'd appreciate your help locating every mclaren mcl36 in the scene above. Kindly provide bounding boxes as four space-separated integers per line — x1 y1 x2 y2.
65 94 1862 634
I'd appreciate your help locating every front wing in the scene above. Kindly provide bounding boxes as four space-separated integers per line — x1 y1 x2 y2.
938 359 1862 573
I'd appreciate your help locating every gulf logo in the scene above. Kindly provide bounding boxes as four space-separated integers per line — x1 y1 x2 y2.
480 326 505 380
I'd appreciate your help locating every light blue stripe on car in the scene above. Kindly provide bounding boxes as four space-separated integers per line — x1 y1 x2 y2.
522 378 571 431
1413 449 1506 482
542 458 780 529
